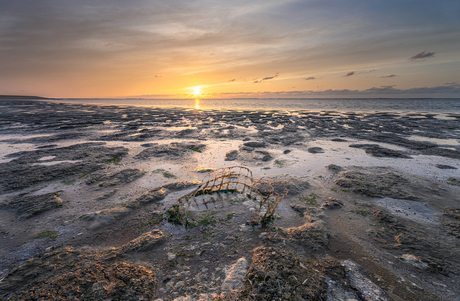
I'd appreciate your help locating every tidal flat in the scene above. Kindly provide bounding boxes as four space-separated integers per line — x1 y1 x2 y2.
0 99 460 300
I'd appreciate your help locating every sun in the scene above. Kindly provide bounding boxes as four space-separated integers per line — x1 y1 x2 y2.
192 86 201 96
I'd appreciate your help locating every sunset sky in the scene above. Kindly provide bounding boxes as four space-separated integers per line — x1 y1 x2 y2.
1 0 459 98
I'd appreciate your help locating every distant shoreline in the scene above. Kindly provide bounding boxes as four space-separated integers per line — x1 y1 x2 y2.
0 95 49 99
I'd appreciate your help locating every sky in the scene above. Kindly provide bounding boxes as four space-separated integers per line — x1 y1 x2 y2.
1 0 459 98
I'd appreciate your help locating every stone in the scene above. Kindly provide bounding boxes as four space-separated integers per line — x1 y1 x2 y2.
435 164 457 170
243 141 266 148
308 147 324 154
221 258 248 292
122 229 166 253
225 150 238 161
1 191 63 220
79 207 131 230
365 146 412 159
342 260 390 301
326 164 343 172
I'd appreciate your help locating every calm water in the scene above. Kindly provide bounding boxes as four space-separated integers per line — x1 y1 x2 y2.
45 98 460 113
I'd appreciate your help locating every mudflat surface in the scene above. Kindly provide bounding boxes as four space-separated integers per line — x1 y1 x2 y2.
0 99 460 300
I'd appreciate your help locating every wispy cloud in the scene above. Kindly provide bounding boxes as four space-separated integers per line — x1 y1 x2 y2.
228 79 236 82
305 77 315 80
410 50 435 60
344 71 355 77
381 74 397 78
261 74 278 81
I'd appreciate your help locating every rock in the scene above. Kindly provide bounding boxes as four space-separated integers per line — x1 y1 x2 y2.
326 164 343 172
365 146 412 159
342 260 390 301
399 254 429 270
243 141 266 148
96 188 118 201
240 146 254 152
162 181 199 191
135 143 206 160
0 142 129 192
331 138 348 142
123 229 166 253
0 247 155 301
1 191 63 220
255 150 272 161
225 150 238 161
265 178 310 196
168 252 176 261
291 204 308 213
349 143 380 149
334 167 437 200
80 207 131 230
127 188 168 208
221 258 248 292
285 220 329 252
435 164 457 170
283 149 291 154
323 197 343 209
308 147 324 154
87 169 145 186
421 147 460 159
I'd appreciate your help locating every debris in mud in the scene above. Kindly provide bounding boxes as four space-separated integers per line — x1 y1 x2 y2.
1 191 63 220
322 197 343 209
238 247 328 300
170 166 288 227
0 247 156 301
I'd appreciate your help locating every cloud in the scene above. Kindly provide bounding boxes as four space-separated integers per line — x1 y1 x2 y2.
410 50 435 60
253 80 260 83
344 71 355 77
210 83 460 98
155 75 162 78
228 79 236 82
261 74 278 81
305 77 315 80
381 74 397 78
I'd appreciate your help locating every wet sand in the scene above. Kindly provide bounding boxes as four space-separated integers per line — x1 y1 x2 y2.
0 99 460 300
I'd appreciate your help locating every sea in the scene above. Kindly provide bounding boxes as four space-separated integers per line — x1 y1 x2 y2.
35 97 460 113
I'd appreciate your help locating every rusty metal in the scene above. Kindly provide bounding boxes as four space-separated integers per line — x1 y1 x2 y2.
173 166 288 226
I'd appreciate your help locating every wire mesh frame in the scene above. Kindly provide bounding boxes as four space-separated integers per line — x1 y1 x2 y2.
176 166 288 226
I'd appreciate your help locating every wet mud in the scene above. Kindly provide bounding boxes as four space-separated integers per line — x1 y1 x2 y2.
0 99 459 300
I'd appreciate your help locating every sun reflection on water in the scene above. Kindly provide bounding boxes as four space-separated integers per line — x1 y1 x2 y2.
194 98 201 110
